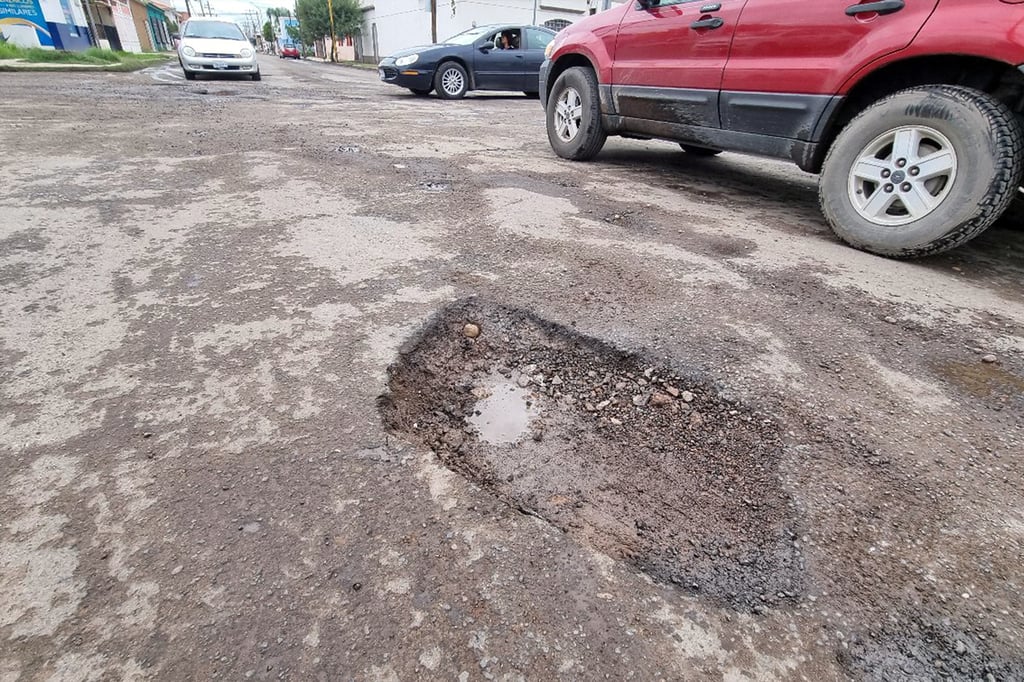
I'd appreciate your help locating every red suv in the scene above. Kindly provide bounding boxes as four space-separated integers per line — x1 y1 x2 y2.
540 0 1024 258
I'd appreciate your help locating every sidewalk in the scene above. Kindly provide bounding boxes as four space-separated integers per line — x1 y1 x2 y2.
0 56 170 72
302 55 377 70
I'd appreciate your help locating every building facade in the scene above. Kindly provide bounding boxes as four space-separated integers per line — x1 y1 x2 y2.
127 0 153 49
358 0 602 62
145 0 171 50
0 0 90 49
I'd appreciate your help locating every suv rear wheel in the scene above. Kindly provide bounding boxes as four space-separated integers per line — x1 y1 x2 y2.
546 66 606 160
819 85 1024 258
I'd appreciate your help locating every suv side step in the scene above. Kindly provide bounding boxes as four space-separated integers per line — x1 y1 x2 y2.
605 114 822 172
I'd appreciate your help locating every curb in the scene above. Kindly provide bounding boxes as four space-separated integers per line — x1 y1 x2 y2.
303 56 377 71
0 57 170 73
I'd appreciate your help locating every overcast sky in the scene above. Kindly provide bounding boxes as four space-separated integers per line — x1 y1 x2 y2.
172 0 290 21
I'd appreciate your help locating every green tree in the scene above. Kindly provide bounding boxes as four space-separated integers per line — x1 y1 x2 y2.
295 0 361 61
262 20 273 42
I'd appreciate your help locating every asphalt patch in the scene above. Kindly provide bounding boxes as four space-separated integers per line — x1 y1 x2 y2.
842 618 1019 681
379 299 804 612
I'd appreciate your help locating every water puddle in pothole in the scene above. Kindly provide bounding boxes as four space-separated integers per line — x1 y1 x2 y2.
465 374 538 444
933 359 1024 398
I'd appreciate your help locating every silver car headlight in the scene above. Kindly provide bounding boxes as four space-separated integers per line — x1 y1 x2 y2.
395 54 418 67
183 46 196 57
240 47 253 58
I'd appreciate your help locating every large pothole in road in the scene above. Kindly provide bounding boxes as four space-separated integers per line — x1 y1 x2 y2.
380 299 803 611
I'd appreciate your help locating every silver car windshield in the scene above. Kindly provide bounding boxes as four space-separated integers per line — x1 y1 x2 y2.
184 21 246 40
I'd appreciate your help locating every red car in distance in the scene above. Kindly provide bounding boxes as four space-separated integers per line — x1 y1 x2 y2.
280 44 300 59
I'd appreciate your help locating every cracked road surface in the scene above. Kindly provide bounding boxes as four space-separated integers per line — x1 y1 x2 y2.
2 55 1024 680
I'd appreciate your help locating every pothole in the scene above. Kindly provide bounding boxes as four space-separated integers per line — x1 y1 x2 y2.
336 145 361 153
194 88 239 96
419 181 451 193
380 299 804 611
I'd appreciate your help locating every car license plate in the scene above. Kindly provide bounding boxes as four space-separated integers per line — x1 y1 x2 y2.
213 61 228 69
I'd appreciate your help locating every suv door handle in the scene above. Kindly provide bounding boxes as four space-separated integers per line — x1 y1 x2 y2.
690 16 725 29
845 0 904 16
699 3 721 10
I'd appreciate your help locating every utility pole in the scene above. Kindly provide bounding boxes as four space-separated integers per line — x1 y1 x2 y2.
327 0 337 61
430 0 436 43
183 0 193 16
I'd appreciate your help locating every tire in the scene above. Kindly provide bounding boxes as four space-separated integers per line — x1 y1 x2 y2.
409 87 433 96
434 61 468 100
184 69 196 80
680 144 722 157
819 85 1024 258
546 66 606 161
252 70 261 81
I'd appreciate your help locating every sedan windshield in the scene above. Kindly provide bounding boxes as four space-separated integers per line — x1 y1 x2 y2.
442 26 493 45
184 21 246 40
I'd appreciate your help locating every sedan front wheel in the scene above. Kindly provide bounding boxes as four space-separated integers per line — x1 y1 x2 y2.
434 62 468 100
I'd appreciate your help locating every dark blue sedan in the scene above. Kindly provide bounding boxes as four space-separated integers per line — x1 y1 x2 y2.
377 24 557 99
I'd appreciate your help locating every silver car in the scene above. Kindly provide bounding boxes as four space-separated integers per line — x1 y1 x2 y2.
178 18 260 81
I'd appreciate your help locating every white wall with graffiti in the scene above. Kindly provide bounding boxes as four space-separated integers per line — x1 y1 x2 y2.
0 0 90 49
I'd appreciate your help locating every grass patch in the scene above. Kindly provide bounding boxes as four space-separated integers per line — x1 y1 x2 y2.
0 43 169 67
338 60 376 70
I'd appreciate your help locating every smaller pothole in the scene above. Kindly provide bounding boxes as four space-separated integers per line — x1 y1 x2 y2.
419 181 451 193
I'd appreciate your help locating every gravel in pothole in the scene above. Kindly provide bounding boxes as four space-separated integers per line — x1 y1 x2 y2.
380 299 804 611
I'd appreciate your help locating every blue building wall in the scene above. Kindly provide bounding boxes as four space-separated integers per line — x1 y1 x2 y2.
0 0 55 47
48 19 90 49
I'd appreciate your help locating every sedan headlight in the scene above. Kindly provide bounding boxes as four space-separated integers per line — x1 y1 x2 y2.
240 47 253 58
544 40 556 59
395 54 418 67
183 46 196 57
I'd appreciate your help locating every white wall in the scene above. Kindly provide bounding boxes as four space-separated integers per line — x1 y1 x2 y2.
110 0 142 52
1 24 43 48
39 0 87 26
360 0 596 61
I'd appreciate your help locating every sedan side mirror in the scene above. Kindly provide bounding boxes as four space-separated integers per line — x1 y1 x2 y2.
479 44 491 53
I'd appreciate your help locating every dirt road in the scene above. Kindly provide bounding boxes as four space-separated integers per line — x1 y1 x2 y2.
2 55 1023 680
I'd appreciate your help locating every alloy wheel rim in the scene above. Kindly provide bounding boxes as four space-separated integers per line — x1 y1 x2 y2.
554 87 583 142
847 125 958 227
442 68 464 95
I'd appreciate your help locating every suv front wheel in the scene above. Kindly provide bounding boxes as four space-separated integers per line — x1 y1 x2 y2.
819 85 1024 258
546 66 606 160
